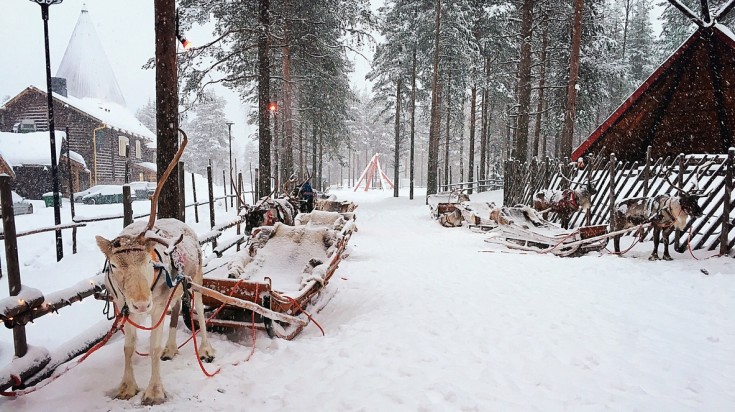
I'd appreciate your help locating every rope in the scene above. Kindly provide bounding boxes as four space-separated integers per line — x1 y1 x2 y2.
1 315 125 397
124 283 182 331
271 292 325 336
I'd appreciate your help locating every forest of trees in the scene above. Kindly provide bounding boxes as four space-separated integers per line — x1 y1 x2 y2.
159 0 730 198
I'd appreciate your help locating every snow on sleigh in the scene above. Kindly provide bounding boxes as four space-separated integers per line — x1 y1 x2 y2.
428 191 470 226
484 205 609 257
185 213 356 340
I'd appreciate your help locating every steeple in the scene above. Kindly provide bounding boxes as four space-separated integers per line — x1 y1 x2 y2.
55 6 127 106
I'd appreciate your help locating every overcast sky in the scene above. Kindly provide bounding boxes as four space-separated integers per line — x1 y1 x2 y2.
0 0 374 155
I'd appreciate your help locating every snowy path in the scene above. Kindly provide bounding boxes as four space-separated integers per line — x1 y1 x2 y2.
1 188 734 411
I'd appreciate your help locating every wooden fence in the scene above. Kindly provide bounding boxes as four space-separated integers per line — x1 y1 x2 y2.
504 147 735 255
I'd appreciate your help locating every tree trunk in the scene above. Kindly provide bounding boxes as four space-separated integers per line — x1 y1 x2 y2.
281 0 294 181
427 0 441 197
560 0 585 158
479 59 488 187
444 69 451 189
154 0 180 219
311 123 317 182
514 0 534 162
299 122 304 178
410 47 417 200
318 133 323 190
394 78 401 197
532 9 549 158
468 83 476 194
257 0 272 198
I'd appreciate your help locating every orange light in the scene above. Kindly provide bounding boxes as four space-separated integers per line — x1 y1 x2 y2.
181 38 192 50
268 102 277 112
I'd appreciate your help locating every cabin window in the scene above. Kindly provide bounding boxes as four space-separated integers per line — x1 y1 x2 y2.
118 136 129 156
135 140 142 159
139 172 144 181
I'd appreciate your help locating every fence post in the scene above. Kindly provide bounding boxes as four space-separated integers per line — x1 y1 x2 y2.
644 146 651 197
675 153 685 249
207 164 217 249
178 161 186 222
237 172 243 252
222 169 228 212
191 172 199 223
608 153 616 229
0 174 28 357
721 148 734 256
122 185 133 228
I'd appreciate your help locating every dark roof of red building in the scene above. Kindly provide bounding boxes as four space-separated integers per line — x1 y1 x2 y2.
572 25 735 162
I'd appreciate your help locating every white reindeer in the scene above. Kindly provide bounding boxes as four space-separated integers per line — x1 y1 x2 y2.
95 130 214 405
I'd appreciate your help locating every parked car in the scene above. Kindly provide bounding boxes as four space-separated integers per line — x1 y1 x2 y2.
128 181 156 201
0 191 34 216
74 185 120 203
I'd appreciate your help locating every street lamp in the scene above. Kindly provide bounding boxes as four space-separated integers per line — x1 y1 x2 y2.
226 121 234 207
30 0 63 262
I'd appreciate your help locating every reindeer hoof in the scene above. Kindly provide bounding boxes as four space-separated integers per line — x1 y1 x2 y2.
199 344 215 363
161 347 178 361
141 383 166 405
663 255 673 261
648 255 660 261
115 382 139 400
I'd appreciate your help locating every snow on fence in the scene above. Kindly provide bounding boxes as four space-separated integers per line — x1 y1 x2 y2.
439 176 504 194
504 147 735 255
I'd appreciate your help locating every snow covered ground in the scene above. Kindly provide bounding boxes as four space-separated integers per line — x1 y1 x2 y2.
1 187 733 411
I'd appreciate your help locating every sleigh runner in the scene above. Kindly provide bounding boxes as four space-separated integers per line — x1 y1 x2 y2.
184 212 356 339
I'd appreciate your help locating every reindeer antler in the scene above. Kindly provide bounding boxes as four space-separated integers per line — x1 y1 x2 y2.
140 128 189 237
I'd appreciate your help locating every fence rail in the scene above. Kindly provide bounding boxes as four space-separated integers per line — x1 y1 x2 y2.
503 148 735 255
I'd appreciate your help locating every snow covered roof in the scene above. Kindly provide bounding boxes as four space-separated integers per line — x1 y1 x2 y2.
134 161 156 173
55 6 127 106
3 86 157 147
0 131 67 167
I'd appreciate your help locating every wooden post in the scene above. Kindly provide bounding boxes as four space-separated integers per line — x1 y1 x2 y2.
207 164 217 248
178 161 186 222
191 172 199 223
675 154 685 249
608 154 616 229
122 185 133 228
721 148 734 255
222 169 228 212
643 146 651 196
237 172 243 251
0 175 28 357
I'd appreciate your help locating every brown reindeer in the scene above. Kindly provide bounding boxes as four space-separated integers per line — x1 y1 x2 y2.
612 173 707 261
533 179 597 229
95 130 214 405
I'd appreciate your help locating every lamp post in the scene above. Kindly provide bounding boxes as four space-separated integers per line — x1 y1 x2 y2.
226 122 234 207
31 0 63 262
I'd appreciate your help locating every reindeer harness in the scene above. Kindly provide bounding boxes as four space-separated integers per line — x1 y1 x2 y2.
553 189 579 214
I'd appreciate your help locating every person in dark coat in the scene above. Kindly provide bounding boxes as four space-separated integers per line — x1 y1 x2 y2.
299 180 315 213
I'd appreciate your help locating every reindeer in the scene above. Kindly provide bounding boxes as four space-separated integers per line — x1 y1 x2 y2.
533 173 597 229
95 130 214 405
612 169 708 261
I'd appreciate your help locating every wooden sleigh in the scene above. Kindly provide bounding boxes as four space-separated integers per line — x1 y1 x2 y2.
184 211 356 340
484 206 609 257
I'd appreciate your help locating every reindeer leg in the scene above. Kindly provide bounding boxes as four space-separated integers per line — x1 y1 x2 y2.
649 227 661 261
161 297 181 361
115 320 140 400
613 235 621 254
193 265 215 362
662 228 673 261
142 306 167 405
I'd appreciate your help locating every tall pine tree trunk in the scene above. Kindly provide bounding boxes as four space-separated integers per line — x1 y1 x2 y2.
479 59 488 187
311 123 317 182
427 0 441 197
468 83 476 194
514 0 533 162
394 78 402 197
560 0 584 158
410 47 417 200
444 70 451 189
532 9 549 158
154 0 180 219
257 0 272 197
281 0 294 181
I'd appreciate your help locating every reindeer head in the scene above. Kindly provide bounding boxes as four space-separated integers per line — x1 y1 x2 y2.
96 235 158 314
